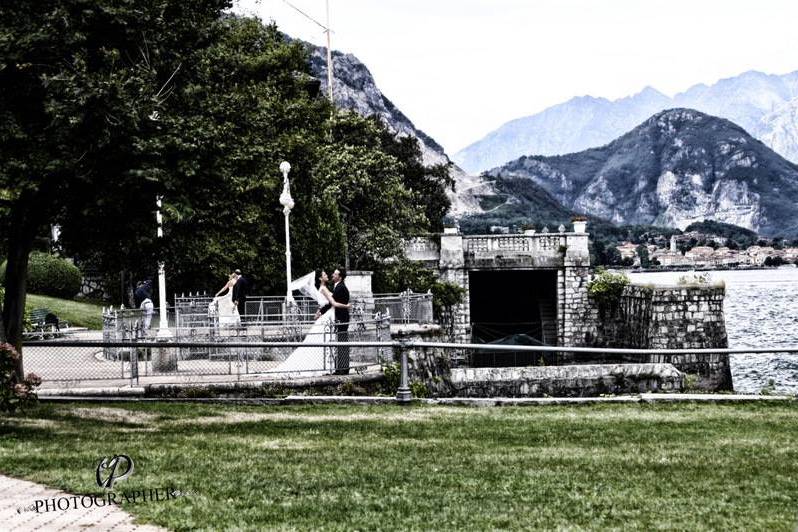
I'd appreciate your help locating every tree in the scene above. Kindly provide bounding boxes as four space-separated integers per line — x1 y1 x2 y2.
318 113 450 271
1 5 451 381
636 244 650 268
1 0 230 372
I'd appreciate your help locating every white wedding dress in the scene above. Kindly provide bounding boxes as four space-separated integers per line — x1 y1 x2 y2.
209 289 240 326
274 272 335 375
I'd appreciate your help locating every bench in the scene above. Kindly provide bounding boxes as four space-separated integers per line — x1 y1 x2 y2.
27 308 70 339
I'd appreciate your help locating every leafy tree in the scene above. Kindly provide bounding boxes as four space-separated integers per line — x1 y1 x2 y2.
0 0 230 371
636 244 650 268
1 4 450 381
319 113 450 271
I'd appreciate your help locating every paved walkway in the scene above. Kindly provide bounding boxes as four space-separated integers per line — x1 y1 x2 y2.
0 474 164 531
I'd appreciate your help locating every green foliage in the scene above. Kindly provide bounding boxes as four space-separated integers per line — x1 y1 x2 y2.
0 343 40 413
636 244 650 268
24 253 82 299
0 4 451 313
587 267 630 307
429 281 465 319
764 256 785 267
373 259 463 320
410 381 429 398
685 220 759 248
383 362 400 393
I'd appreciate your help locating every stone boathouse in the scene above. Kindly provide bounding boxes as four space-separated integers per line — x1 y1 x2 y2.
405 223 592 346
403 223 733 394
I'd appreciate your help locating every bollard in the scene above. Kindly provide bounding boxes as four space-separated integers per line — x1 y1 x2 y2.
395 342 412 404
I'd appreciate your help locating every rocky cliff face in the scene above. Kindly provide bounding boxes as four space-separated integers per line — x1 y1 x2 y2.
305 44 447 167
455 70 798 173
487 109 798 237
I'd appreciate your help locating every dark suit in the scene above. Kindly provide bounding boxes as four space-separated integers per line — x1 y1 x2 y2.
320 281 350 374
232 276 250 320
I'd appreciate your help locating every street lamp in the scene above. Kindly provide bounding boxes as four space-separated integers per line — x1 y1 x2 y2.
279 161 294 307
155 195 170 338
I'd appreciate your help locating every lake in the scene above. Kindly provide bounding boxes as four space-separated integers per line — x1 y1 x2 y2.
629 267 798 394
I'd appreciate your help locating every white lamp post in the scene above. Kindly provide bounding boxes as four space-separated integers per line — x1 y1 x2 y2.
279 161 294 308
155 195 170 338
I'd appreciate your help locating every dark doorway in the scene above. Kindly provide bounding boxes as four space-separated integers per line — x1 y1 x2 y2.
469 270 557 367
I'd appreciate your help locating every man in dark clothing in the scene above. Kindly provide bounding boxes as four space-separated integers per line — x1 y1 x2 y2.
232 269 250 321
134 280 153 308
318 267 350 374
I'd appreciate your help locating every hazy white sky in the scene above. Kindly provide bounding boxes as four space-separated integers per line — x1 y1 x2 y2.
233 0 798 154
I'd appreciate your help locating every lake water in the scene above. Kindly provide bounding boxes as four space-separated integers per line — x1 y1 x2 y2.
628 267 798 394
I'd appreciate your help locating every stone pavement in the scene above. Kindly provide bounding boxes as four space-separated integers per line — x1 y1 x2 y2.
0 474 164 531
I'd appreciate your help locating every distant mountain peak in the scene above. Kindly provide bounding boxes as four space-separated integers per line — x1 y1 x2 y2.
454 68 798 173
482 109 798 237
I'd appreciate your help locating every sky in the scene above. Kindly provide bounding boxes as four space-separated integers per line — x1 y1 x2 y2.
232 0 798 154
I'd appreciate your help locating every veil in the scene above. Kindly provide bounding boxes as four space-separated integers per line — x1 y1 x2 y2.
289 272 327 307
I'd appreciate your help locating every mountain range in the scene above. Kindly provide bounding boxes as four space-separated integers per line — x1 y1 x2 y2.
299 40 798 236
454 70 798 173
483 108 798 237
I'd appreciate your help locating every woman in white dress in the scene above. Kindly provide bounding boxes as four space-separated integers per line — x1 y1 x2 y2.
275 270 351 374
210 273 240 326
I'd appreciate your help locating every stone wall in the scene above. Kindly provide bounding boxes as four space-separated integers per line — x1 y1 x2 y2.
449 364 683 397
558 262 592 351
579 284 732 391
394 326 686 398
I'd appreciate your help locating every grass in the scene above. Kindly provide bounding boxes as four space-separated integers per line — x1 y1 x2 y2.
1 402 798 530
25 294 104 330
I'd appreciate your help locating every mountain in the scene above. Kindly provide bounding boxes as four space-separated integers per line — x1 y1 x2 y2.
303 43 494 218
757 97 798 164
454 87 670 173
455 69 798 173
485 109 798 237
305 44 448 167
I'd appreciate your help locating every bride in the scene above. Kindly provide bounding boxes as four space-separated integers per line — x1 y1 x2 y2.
275 270 351 374
209 272 240 326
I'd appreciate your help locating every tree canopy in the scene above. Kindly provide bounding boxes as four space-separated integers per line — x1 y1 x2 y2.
0 2 451 372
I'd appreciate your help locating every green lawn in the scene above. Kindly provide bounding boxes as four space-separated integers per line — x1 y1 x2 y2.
1 402 797 531
25 294 104 330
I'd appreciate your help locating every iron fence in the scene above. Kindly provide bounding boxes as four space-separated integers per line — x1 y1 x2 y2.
27 316 392 386
173 291 434 327
20 339 798 399
372 290 433 324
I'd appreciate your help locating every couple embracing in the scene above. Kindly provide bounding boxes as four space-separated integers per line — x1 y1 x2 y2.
278 267 352 375
314 268 351 375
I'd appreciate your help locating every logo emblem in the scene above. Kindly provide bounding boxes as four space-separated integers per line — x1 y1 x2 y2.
96 455 134 489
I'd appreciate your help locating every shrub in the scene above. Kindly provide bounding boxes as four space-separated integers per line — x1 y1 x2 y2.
430 281 465 319
410 380 429 398
0 343 41 413
383 362 400 394
587 267 630 308
1 252 82 299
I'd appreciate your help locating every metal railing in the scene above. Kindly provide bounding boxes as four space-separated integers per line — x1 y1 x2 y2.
28 316 392 386
372 290 433 324
172 291 434 326
20 339 798 400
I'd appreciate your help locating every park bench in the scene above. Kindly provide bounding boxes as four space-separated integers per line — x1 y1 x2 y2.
26 308 70 340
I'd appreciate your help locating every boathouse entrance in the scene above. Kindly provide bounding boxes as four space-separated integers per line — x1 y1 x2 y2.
468 269 558 365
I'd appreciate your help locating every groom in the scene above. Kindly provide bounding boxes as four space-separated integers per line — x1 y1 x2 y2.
318 267 350 375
